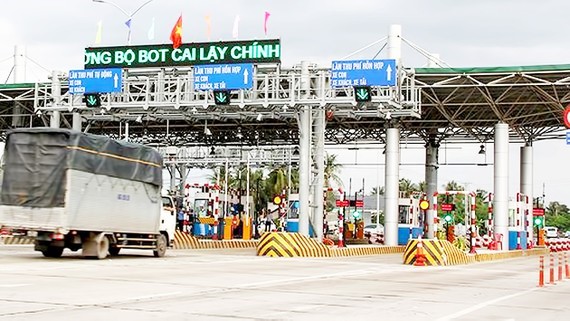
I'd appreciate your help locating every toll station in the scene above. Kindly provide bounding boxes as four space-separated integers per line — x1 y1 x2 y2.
0 25 567 258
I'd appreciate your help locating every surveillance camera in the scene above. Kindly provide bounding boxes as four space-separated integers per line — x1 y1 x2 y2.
385 112 392 120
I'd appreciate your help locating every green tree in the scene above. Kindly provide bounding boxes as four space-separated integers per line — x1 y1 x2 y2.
444 180 464 191
475 189 490 234
266 165 287 196
370 186 385 196
324 153 343 189
399 178 418 197
545 201 570 232
418 180 427 193
324 153 343 212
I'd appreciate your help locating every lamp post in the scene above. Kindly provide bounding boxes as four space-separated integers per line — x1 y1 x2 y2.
92 0 155 45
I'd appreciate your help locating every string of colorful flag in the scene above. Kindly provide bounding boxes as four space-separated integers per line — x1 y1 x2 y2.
94 12 272 47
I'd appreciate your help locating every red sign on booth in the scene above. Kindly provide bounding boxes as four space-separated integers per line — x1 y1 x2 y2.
533 208 545 216
441 203 455 211
335 200 350 207
355 200 364 208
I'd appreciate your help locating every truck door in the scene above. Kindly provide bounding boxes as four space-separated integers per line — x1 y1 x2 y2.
161 196 176 243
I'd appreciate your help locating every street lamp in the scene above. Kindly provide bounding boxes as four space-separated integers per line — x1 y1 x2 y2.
92 0 155 45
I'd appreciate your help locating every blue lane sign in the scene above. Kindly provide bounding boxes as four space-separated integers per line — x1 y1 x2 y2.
69 68 122 94
330 59 396 88
566 131 570 145
193 63 253 91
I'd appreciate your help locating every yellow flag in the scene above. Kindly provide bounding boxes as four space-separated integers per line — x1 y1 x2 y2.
95 20 102 45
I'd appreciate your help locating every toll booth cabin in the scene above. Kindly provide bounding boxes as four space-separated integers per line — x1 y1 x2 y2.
282 193 314 236
397 192 423 244
190 184 254 239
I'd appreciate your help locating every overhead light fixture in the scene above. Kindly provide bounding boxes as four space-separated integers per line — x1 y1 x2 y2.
478 144 486 155
135 115 143 123
191 107 197 113
256 113 262 121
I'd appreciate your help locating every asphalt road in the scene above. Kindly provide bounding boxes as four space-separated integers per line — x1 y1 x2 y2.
0 245 569 320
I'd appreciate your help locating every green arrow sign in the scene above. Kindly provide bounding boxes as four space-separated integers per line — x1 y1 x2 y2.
216 92 227 103
84 93 101 107
213 90 230 105
353 86 371 102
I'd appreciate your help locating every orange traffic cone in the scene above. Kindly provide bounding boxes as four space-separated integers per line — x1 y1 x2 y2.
414 236 427 266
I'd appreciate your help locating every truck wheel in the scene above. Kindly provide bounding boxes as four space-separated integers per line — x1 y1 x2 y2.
153 234 167 257
96 236 109 259
109 246 121 256
42 246 64 258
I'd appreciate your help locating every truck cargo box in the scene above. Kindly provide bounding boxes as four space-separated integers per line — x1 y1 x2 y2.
0 128 163 235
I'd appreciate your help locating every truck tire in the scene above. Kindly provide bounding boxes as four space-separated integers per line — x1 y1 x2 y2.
153 234 167 257
109 246 121 256
42 246 64 258
96 236 109 259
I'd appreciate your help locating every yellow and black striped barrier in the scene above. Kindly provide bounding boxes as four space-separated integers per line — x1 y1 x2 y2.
256 232 330 257
439 240 476 265
404 239 549 266
173 230 258 250
330 245 404 257
256 232 406 257
475 247 548 262
403 239 447 266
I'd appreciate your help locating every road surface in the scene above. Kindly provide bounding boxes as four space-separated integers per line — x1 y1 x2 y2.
0 245 568 320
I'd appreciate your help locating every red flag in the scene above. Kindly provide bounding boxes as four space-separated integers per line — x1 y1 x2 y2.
170 15 183 49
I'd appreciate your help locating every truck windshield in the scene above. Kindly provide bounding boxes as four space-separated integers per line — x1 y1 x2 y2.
162 196 173 208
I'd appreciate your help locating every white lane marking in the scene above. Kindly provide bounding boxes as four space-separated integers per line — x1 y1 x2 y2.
234 267 398 290
0 284 30 288
108 291 182 304
435 287 539 321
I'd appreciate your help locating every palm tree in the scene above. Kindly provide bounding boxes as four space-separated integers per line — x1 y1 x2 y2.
417 180 427 193
265 165 290 196
207 165 233 188
370 186 385 196
399 178 418 197
324 153 343 189
444 180 464 191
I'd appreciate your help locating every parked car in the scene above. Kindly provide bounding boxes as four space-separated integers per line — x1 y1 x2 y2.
545 226 558 238
364 223 384 236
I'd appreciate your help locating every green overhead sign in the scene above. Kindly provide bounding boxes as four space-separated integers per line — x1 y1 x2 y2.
84 39 281 69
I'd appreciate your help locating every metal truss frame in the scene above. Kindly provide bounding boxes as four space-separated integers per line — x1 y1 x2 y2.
0 64 568 147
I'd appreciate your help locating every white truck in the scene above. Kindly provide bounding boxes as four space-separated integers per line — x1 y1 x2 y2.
0 128 176 259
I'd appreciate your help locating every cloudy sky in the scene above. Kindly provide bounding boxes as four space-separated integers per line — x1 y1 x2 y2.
1 0 570 205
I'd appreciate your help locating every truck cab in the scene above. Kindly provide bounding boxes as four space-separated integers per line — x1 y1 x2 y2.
161 195 176 247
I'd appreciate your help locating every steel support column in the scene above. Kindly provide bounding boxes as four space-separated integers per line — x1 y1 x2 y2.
298 61 312 236
384 126 400 246
72 113 82 131
494 123 509 250
50 71 61 129
12 45 26 127
425 138 439 238
520 143 533 243
298 105 311 236
169 164 176 192
387 24 402 65
312 107 325 241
